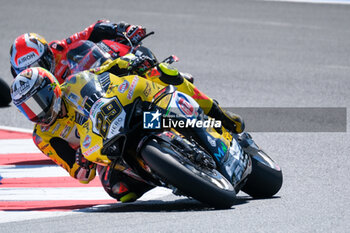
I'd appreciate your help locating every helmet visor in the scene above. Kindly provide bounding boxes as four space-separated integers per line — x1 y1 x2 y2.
17 84 55 125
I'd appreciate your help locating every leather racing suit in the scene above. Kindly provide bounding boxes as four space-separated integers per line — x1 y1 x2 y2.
32 86 154 202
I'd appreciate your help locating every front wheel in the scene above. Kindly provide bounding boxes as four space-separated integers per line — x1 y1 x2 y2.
140 140 236 209
241 150 283 198
0 78 11 107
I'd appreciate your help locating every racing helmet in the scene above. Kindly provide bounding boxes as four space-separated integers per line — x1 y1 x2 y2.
11 67 62 126
10 33 55 77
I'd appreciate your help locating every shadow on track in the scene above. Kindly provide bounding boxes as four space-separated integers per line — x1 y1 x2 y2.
79 195 278 213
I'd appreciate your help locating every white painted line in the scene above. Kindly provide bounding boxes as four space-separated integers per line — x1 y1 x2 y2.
0 187 112 201
0 165 68 178
264 0 350 5
0 211 79 224
0 125 33 133
0 125 175 224
0 139 40 154
0 187 173 223
0 186 173 201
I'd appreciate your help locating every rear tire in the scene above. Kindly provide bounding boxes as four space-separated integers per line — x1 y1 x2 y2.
141 140 236 209
241 150 283 198
0 78 11 107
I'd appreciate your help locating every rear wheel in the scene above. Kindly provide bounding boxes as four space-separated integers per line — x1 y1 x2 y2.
241 150 283 198
0 78 11 107
140 140 236 209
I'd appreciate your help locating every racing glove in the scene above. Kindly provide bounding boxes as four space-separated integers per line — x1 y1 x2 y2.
126 25 147 45
116 21 146 45
74 148 97 184
129 54 155 75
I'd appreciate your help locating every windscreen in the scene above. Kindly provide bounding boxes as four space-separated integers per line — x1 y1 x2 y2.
67 40 111 74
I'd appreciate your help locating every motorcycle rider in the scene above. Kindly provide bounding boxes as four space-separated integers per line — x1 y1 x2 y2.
10 43 244 200
9 19 147 83
11 67 155 202
10 23 245 202
9 20 244 134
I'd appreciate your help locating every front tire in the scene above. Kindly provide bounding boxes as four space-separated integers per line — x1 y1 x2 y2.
0 78 11 107
241 150 283 198
141 140 236 209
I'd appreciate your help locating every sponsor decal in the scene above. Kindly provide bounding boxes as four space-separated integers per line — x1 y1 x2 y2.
83 135 92 148
83 144 100 157
89 98 104 118
143 82 151 97
60 126 72 138
109 43 120 52
176 93 194 117
207 135 217 147
18 52 36 66
98 42 111 53
118 80 129 93
127 76 139 100
149 68 161 78
21 69 33 79
109 114 125 137
12 72 38 98
51 123 61 134
40 125 50 132
33 133 43 145
17 80 30 95
214 142 228 161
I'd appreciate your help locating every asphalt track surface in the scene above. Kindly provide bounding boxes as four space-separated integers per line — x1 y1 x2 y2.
0 0 349 232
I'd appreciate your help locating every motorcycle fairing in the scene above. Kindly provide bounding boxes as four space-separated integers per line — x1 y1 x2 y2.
164 91 251 186
62 71 171 165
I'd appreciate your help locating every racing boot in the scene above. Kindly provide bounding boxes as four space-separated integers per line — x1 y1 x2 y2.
98 166 154 203
207 100 245 134
145 63 244 133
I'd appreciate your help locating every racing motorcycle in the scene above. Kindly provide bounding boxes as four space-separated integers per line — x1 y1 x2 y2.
63 40 282 209
66 32 193 83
